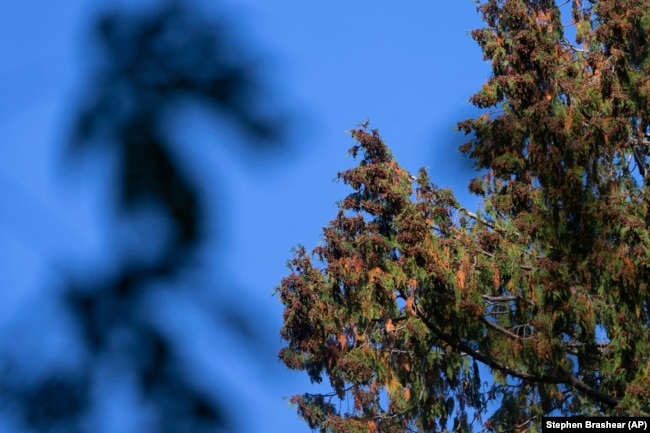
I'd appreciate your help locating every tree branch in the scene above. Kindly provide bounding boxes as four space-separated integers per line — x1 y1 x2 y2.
562 342 612 356
460 208 499 232
415 306 619 407
480 316 525 341
482 294 535 306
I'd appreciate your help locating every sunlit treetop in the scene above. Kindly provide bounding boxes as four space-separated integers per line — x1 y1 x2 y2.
277 1 650 432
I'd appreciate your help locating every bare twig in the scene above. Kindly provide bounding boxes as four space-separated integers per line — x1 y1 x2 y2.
480 316 531 341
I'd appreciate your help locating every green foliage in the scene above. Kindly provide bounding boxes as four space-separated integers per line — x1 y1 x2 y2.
278 1 650 431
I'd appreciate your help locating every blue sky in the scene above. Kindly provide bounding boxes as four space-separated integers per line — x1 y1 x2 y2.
0 0 491 431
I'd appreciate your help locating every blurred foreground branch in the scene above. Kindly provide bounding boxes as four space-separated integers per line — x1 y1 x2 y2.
1 1 287 432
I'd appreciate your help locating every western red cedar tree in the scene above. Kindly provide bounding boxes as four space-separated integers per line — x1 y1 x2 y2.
277 1 650 431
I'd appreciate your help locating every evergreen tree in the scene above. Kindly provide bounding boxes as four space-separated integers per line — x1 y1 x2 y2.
277 1 650 431
0 2 285 432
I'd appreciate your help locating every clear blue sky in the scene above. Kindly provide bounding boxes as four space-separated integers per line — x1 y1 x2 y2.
0 0 490 431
